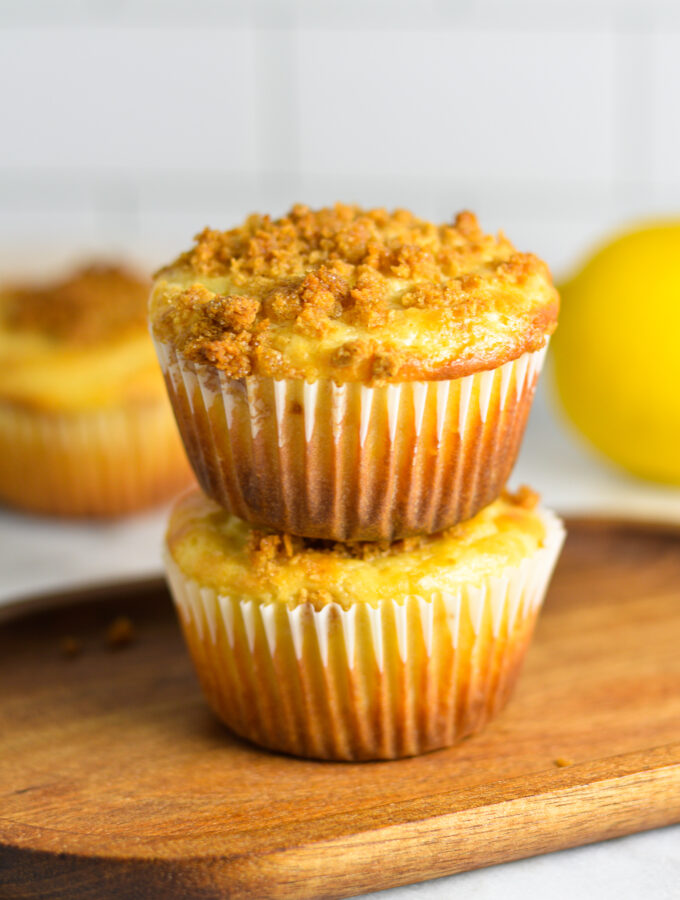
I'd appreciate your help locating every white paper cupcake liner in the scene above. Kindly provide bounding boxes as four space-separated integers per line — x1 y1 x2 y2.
155 341 548 540
164 507 565 760
0 401 192 516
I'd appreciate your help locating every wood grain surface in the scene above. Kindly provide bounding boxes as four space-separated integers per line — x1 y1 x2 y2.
1 518 680 900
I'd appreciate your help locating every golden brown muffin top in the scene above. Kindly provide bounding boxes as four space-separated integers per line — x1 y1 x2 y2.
150 204 559 384
166 486 551 610
2 264 150 345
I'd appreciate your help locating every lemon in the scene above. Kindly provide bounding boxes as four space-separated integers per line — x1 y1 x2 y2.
552 221 680 484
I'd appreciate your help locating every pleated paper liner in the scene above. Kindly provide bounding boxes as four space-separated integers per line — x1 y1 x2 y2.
0 401 193 516
164 508 565 761
155 341 549 541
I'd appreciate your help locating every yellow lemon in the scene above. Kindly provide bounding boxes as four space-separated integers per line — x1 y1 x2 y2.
552 221 680 484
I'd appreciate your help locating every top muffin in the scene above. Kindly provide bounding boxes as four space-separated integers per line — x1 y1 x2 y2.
150 204 559 384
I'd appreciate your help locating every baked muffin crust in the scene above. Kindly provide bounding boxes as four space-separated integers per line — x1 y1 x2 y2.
150 205 559 384
166 486 547 611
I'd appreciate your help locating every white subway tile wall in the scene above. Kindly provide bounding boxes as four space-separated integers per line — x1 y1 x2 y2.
0 28 258 171
652 32 680 184
0 0 679 278
298 30 617 181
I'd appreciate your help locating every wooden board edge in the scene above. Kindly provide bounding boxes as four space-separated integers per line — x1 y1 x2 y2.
212 744 680 899
0 575 166 624
2 743 680 900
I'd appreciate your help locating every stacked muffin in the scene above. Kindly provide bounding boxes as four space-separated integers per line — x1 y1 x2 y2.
151 205 565 760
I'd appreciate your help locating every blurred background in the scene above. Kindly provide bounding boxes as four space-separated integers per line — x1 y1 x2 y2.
1 0 679 275
1 0 679 598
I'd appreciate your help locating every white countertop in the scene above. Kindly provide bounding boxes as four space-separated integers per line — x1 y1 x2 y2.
2 383 679 897
355 824 680 900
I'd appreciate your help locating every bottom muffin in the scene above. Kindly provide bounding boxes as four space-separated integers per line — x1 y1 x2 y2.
164 487 565 760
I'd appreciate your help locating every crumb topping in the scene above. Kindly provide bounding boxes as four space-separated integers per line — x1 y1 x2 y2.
245 486 540 578
3 264 150 344
168 206 500 282
151 205 559 383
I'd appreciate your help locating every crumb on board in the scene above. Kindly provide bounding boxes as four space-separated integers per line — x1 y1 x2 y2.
106 616 135 650
554 757 574 768
59 636 82 658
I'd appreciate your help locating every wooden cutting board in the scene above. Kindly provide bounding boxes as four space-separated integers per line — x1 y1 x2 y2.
2 518 680 900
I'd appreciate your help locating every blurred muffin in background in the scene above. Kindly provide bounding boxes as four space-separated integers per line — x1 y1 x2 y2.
0 263 193 516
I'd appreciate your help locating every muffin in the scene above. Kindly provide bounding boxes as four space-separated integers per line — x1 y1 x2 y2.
164 485 564 760
0 263 193 516
150 205 559 541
